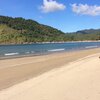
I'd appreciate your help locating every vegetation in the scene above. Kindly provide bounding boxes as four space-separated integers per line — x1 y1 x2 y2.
0 15 65 44
66 29 100 41
0 15 100 44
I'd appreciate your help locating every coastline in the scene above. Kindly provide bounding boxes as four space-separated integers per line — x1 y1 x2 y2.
0 40 100 45
0 47 100 91
0 49 100 100
0 41 100 60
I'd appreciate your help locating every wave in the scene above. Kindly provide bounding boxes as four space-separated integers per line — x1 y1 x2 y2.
4 52 19 56
85 46 98 49
31 51 34 53
25 52 30 54
48 48 65 52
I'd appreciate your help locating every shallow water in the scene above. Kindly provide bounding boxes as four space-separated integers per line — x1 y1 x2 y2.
0 42 100 59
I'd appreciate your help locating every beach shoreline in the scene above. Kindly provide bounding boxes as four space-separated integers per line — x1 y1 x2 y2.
0 48 100 100
0 40 100 45
0 48 100 91
0 41 100 60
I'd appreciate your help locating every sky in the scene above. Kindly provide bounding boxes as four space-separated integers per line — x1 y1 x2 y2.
0 0 100 32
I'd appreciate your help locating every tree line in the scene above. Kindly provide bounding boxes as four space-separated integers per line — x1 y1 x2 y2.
0 15 100 44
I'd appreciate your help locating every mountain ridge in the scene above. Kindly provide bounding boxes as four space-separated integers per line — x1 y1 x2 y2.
0 15 100 44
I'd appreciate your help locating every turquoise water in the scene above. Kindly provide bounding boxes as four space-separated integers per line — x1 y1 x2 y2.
0 42 100 59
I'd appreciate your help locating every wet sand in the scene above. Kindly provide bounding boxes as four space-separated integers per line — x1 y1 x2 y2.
0 48 100 91
0 49 100 100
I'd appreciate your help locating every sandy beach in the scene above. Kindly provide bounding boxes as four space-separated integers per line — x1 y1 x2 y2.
0 48 100 100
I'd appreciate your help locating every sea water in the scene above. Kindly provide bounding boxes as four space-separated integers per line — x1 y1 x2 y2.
0 42 100 59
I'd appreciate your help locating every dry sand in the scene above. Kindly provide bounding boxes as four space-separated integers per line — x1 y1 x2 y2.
0 50 100 100
0 48 100 90
0 48 100 91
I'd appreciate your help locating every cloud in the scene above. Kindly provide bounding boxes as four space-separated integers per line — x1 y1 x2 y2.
40 0 66 13
71 4 100 16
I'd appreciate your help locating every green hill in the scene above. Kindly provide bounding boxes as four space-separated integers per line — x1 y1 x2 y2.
0 15 65 44
65 29 100 41
0 15 100 44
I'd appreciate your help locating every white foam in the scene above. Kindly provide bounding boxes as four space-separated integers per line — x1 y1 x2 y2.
26 52 30 54
85 46 98 49
31 51 34 53
48 48 65 52
4 53 19 56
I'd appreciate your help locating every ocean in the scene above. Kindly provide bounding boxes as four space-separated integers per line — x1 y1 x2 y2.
0 42 100 59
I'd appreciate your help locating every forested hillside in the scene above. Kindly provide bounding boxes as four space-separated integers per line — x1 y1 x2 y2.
0 15 65 44
0 15 100 44
66 29 100 41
